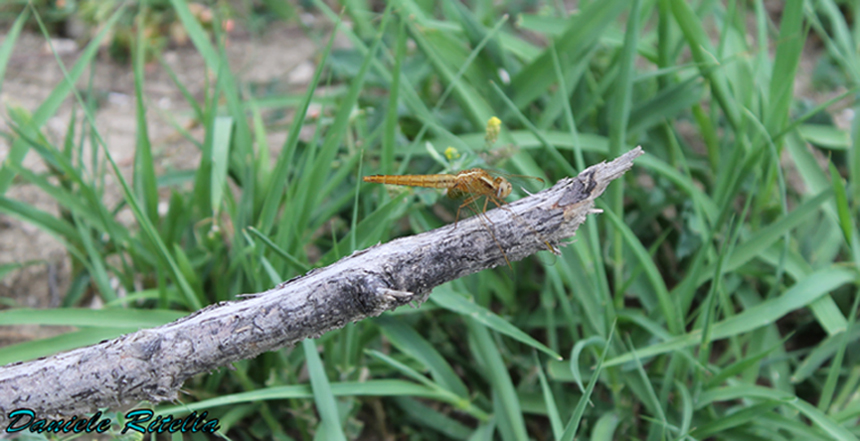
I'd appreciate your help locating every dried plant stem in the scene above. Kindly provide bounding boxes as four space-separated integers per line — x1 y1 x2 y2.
0 147 644 425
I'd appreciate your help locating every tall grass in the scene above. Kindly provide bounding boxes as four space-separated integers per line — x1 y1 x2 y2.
1 0 859 439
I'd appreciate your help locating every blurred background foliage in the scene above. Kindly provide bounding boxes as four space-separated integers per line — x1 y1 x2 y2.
0 0 298 62
1 0 859 440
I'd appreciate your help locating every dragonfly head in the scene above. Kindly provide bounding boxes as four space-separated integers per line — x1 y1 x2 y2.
495 177 512 199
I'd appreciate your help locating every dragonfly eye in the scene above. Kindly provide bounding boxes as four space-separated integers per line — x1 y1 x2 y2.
497 180 512 199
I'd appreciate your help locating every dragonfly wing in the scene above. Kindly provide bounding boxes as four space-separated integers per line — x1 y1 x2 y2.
486 169 547 195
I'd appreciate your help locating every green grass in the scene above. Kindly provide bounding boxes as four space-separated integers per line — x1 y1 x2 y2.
1 0 859 440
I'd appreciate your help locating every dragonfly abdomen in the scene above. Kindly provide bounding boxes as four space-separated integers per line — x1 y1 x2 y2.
363 174 456 189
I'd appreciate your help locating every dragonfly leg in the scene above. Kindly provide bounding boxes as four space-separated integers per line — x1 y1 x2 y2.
459 196 497 226
456 196 513 270
464 199 512 270
479 197 496 225
493 196 557 254
455 195 481 227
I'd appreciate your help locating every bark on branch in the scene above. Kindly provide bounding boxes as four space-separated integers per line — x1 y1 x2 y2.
0 147 643 425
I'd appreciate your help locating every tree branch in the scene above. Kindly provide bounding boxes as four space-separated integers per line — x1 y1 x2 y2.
0 147 643 424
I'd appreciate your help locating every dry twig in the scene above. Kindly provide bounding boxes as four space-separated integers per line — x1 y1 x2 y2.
0 147 643 425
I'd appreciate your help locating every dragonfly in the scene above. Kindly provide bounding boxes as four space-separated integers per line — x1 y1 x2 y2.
362 168 555 268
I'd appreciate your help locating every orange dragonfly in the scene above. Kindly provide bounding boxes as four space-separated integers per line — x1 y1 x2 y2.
362 168 555 267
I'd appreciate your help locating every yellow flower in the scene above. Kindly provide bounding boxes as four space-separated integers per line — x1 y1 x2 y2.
485 116 502 145
444 146 460 160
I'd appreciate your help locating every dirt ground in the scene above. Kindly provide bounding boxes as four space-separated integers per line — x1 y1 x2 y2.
0 20 323 345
